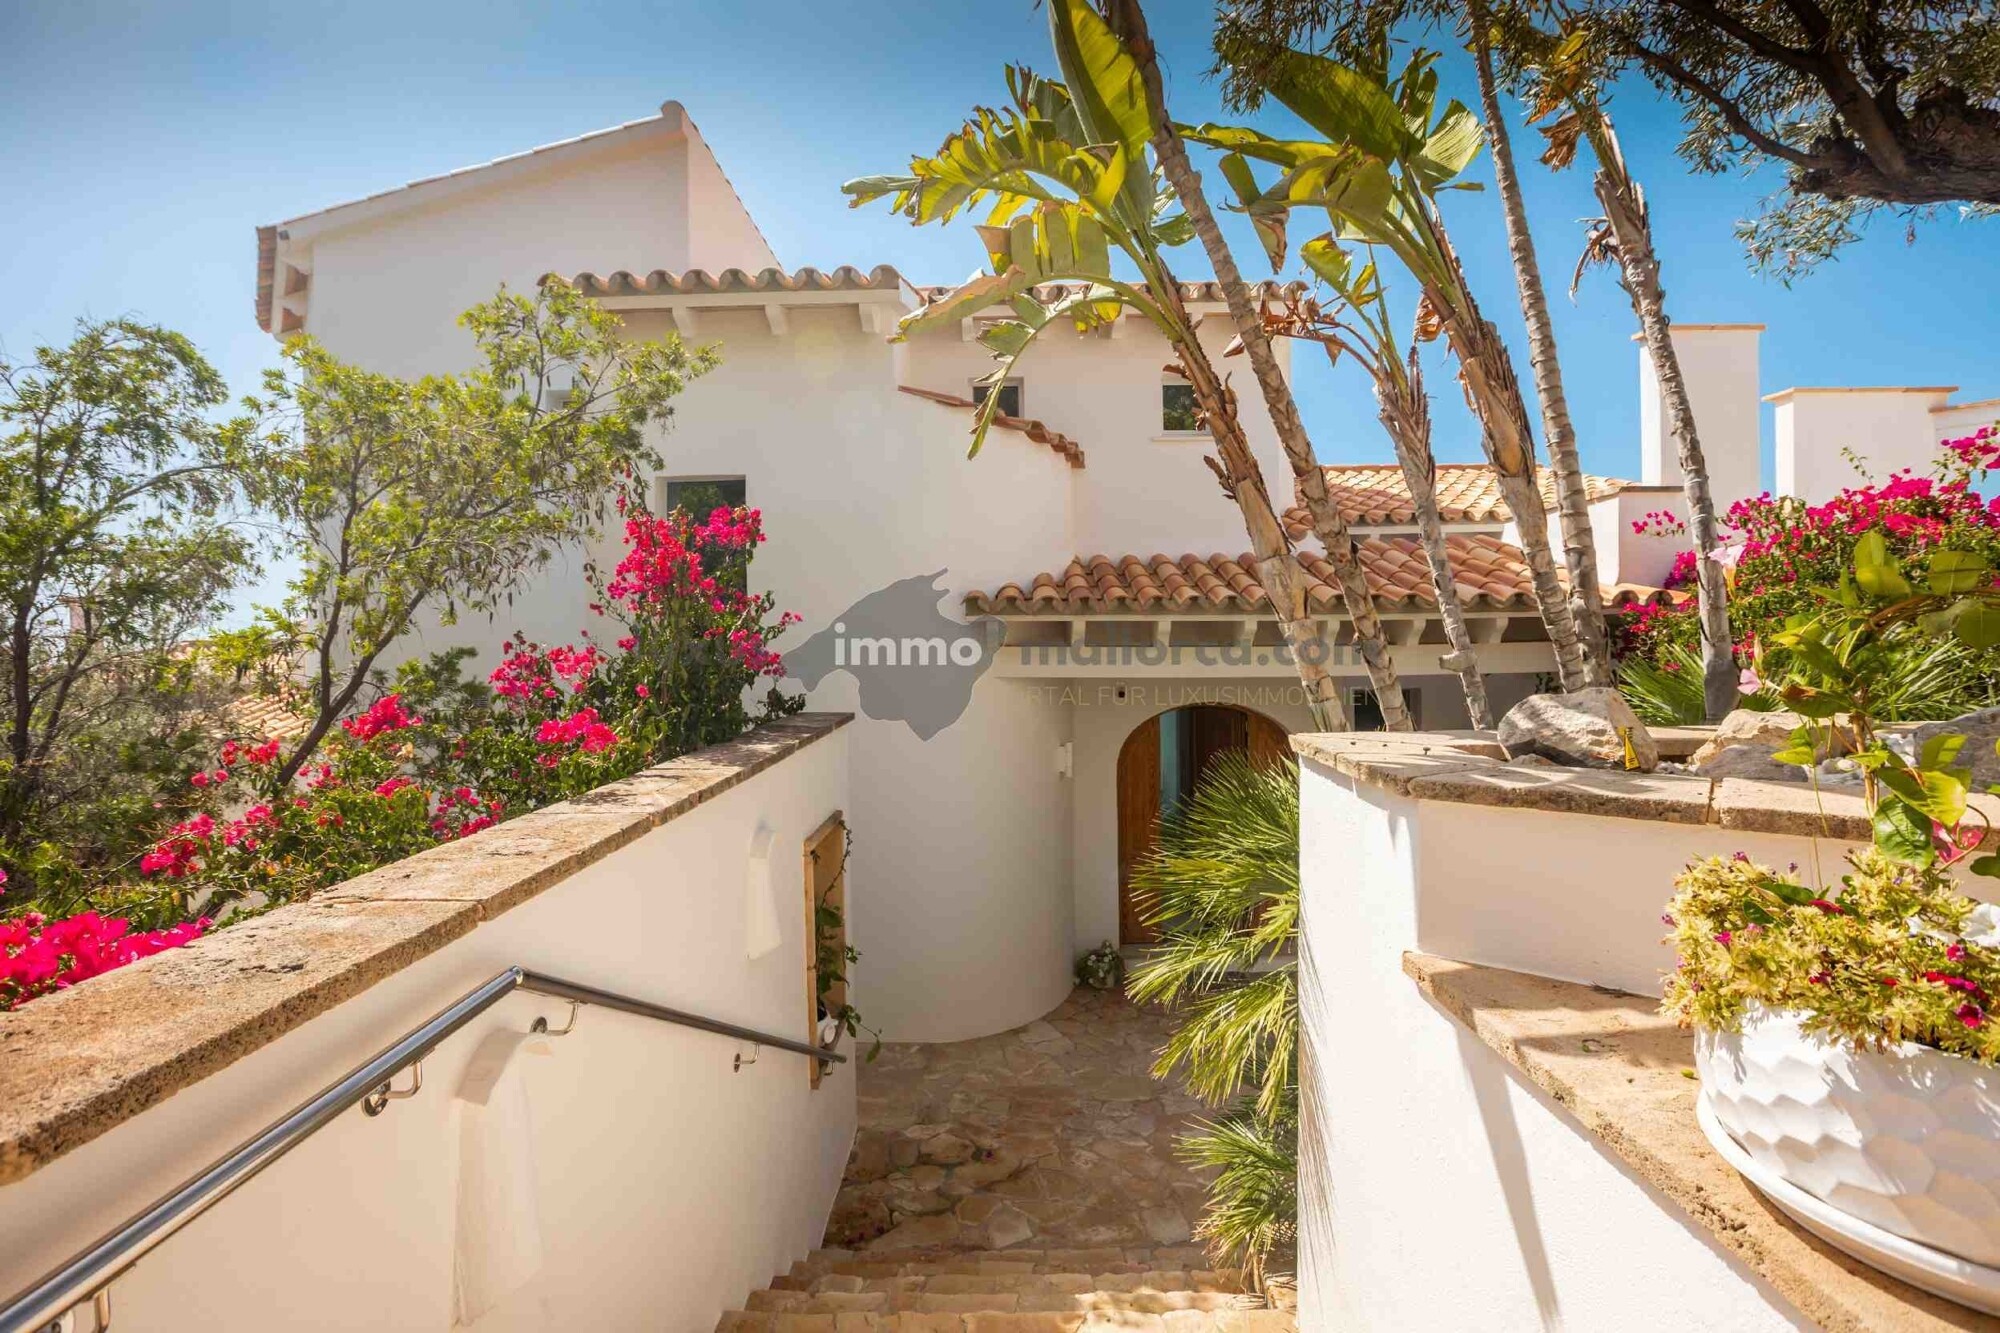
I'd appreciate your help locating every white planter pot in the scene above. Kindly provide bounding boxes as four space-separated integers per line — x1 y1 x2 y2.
1697 1003 2000 1267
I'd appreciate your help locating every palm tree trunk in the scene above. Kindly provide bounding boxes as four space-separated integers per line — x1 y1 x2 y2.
1432 275 1589 692
1378 347 1493 728
1106 0 1411 733
1585 111 1737 719
1468 0 1612 686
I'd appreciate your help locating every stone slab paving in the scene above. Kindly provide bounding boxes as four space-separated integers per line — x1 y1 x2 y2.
826 985 1215 1254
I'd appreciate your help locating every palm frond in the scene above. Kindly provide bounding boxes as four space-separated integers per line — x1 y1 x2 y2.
1178 1096 1298 1281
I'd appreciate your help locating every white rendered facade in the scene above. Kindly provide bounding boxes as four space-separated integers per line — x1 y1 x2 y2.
257 102 1993 1042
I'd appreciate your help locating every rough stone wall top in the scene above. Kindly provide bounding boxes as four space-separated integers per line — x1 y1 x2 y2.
0 714 851 1186
1291 730 2000 841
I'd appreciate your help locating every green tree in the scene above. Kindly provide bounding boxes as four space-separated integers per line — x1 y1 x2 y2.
225 281 715 785
1573 0 2000 277
1102 0 1413 730
1216 0 2000 276
1190 44 1594 689
1530 46 1739 719
844 0 1423 731
1217 0 1617 685
1262 253 1495 725
0 320 253 899
1127 750 1300 1280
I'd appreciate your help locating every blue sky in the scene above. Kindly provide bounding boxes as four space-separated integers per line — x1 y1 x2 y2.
4 0 1994 496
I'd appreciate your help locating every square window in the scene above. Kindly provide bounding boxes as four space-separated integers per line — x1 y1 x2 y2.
972 379 1022 419
1161 382 1199 432
661 476 746 517
1350 687 1419 732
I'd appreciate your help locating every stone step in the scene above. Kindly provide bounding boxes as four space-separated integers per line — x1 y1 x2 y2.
716 1313 1295 1332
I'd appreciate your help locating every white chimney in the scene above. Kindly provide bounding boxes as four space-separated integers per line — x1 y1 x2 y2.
1637 324 1763 514
1769 385 1958 505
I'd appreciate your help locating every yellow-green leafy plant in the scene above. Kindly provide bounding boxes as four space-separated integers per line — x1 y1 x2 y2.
1664 850 2000 1060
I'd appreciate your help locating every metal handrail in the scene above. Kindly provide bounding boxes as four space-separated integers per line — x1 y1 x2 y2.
0 965 842 1333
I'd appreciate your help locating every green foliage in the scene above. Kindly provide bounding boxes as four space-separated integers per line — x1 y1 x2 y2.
0 318 256 908
1618 639 1779 726
1127 751 1299 1277
1750 536 2000 877
1179 1096 1299 1276
1663 850 2000 1060
221 280 716 785
843 0 1207 459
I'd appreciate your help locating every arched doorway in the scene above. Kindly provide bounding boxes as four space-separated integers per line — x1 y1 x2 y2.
1115 704 1289 946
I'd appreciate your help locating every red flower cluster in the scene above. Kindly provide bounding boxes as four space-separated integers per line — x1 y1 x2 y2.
341 694 421 741
1 890 210 1010
535 707 620 755
1631 508 1688 538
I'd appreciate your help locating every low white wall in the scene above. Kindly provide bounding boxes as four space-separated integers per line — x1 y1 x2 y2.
0 729 854 1332
1295 758 1812 1332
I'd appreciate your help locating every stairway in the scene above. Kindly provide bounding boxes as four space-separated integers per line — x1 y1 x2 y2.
716 1245 1295 1330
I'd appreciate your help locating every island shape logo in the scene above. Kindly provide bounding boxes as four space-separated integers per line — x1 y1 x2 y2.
784 571 1003 740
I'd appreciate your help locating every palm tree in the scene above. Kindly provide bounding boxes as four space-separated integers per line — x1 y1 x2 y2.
1466 0 1611 685
1188 46 1592 690
1257 255 1495 726
1126 749 1299 1279
844 7 1402 730
1524 27 1737 719
1100 0 1412 731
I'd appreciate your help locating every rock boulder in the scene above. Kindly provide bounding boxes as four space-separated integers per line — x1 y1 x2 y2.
1913 708 2000 791
1497 688 1659 772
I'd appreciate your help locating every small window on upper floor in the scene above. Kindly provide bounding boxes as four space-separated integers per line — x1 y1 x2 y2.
1161 381 1200 433
1349 687 1420 732
972 378 1023 419
656 475 747 518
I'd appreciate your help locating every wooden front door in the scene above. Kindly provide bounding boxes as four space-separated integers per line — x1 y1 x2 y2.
1115 706 1292 948
1116 715 1162 946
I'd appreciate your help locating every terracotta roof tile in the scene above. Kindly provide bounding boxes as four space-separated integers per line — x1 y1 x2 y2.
1288 463 1631 529
899 386 1085 468
967 535 1538 616
912 279 1302 308
560 264 906 297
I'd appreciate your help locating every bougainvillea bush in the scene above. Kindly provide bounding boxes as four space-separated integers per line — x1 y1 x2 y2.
1617 430 2000 723
1663 850 2000 1062
0 503 801 1007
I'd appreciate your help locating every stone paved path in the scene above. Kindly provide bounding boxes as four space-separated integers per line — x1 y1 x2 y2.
825 985 1215 1254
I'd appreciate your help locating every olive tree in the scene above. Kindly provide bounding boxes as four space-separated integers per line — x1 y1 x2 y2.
225 282 716 785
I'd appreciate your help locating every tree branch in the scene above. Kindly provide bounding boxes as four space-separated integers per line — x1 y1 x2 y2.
1627 39 1839 169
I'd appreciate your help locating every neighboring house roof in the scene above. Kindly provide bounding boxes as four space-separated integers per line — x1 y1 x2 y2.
562 264 908 298
899 386 1086 469
1290 463 1631 529
966 540 1677 616
220 691 311 742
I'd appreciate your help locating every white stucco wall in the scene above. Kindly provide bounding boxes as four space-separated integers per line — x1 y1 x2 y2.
1295 758 1813 1332
283 104 771 377
0 729 854 1333
379 304 1081 1043
1772 387 1956 505
1931 397 2000 447
1638 325 1764 513
903 316 1296 557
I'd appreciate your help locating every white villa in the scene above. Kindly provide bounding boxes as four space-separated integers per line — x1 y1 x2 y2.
7 96 2000 1333
252 100 1995 1045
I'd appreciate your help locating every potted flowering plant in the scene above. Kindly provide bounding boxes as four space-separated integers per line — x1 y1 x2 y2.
1666 851 2000 1270
1664 531 2000 1292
